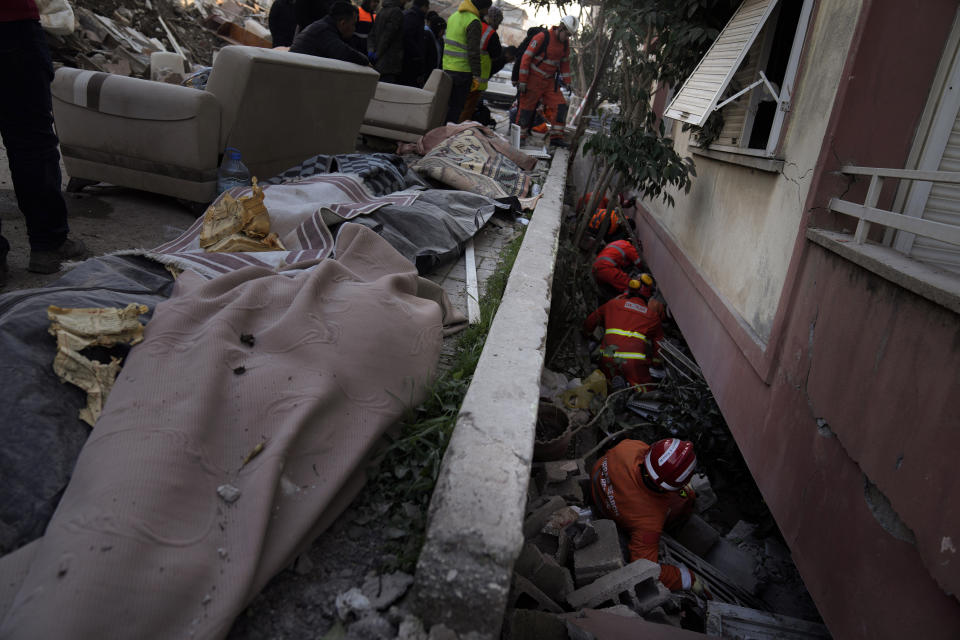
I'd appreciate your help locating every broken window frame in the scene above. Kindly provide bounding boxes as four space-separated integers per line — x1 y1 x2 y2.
666 0 815 159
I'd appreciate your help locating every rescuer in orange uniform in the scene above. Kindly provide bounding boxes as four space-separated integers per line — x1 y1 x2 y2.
591 438 708 595
592 238 641 301
516 15 577 147
583 275 664 387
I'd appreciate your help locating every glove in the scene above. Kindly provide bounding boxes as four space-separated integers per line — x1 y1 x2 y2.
691 576 712 599
518 82 527 95
367 51 377 63
470 76 481 92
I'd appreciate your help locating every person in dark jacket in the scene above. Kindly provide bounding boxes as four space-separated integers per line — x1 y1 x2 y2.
268 0 297 47
368 0 404 83
295 0 331 32
1 0 87 286
290 1 370 66
424 12 445 71
399 0 430 87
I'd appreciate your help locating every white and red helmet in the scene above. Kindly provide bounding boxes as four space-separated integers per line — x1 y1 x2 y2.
644 438 697 491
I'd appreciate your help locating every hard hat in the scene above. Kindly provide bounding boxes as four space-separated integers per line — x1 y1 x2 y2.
644 438 697 491
560 15 579 35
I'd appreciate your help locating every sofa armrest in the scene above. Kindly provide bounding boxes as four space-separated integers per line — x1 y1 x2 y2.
52 68 221 170
422 69 452 131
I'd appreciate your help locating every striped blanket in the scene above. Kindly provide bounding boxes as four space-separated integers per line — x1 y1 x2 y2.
126 174 418 279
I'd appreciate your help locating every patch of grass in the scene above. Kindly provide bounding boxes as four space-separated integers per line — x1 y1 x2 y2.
363 229 526 572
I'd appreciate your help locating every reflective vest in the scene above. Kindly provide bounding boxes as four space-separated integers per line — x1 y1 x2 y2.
442 6 479 73
355 6 375 44
589 209 620 235
477 23 495 89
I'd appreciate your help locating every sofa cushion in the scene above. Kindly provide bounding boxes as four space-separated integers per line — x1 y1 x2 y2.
51 68 212 121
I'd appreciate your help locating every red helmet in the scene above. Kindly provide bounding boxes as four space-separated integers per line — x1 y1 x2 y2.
644 438 697 491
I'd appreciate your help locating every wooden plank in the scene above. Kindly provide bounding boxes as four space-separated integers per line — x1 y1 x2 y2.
465 239 481 325
839 165 960 183
853 174 882 244
830 197 960 245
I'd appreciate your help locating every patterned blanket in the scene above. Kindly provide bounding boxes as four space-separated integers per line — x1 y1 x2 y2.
411 127 534 199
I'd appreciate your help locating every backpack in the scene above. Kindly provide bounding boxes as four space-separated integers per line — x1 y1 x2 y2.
511 26 549 84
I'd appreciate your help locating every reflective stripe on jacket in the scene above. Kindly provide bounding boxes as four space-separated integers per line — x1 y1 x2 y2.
442 3 479 72
518 26 570 83
478 22 495 88
583 294 664 386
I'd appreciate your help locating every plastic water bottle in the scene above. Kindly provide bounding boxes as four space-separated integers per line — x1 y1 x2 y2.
217 147 251 194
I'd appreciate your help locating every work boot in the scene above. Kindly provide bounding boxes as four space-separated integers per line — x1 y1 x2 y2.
28 237 88 274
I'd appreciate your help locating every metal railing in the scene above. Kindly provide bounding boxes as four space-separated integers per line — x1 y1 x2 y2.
829 165 960 246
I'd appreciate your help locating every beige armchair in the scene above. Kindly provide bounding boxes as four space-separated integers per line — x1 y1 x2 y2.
360 69 452 143
52 46 380 203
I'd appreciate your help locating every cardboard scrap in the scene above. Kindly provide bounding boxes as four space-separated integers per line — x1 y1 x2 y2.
47 303 149 427
199 177 285 252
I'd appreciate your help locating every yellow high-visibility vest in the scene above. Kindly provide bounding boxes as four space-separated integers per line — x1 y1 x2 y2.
442 8 479 73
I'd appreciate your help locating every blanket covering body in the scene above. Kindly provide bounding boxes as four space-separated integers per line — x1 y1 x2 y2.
0 225 450 639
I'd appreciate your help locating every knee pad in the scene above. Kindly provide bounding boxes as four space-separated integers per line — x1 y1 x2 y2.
556 103 569 124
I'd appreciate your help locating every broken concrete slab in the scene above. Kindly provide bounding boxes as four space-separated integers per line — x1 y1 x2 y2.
511 608 567 640
511 574 564 614
567 559 664 612
726 520 758 543
573 519 624 588
671 514 720 558
704 539 760 594
514 543 575 604
705 601 831 638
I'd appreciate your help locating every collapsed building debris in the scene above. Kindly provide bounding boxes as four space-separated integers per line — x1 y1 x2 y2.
47 0 275 78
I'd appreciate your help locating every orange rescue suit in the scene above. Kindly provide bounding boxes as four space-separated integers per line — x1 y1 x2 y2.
591 239 640 292
591 440 697 591
583 293 664 385
517 26 570 135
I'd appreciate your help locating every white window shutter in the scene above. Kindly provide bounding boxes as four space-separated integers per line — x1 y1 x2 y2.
665 0 780 126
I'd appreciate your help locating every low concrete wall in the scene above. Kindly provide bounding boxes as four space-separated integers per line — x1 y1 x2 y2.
412 150 568 637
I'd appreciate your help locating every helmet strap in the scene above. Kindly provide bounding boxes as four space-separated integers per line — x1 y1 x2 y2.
640 463 666 493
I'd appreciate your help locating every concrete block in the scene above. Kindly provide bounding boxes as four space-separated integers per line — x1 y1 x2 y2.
671 514 720 558
704 539 759 594
510 609 568 640
572 519 624 587
511 574 564 614
541 477 584 504
514 543 575 604
725 520 757 543
523 495 567 539
567 559 663 611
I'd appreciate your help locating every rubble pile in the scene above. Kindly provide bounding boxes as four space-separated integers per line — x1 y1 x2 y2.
47 0 274 78
503 454 827 638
